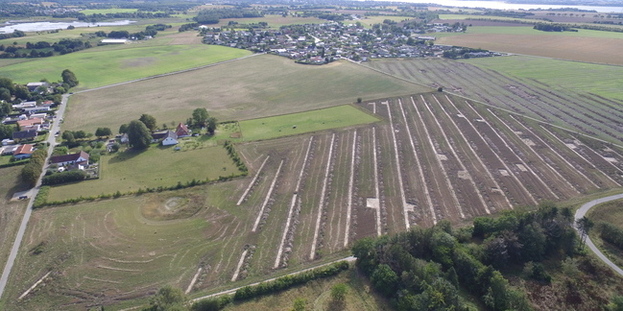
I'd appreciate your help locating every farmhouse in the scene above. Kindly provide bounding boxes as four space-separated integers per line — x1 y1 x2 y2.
13 144 34 160
176 123 190 137
49 151 89 167
162 131 179 146
26 82 49 92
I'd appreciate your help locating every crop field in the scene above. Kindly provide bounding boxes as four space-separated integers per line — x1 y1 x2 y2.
436 26 623 65
79 8 139 14
5 91 623 310
63 55 422 133
0 43 250 90
46 143 240 202
366 57 623 144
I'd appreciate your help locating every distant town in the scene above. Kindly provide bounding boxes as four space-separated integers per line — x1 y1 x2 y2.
202 20 501 64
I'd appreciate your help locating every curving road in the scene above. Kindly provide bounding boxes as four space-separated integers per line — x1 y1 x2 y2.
574 193 623 277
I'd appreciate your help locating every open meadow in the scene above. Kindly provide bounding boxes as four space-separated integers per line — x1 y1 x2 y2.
366 57 623 144
0 41 250 90
436 26 623 65
63 54 423 133
6 91 623 309
46 143 241 202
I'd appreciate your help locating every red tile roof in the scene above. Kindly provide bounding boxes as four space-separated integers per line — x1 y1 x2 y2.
14 144 34 155
50 151 89 164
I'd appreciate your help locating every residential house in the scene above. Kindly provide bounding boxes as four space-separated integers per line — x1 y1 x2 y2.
161 131 179 146
26 82 50 92
176 123 190 137
1 145 18 155
12 129 37 141
49 151 90 167
17 118 43 131
151 131 169 143
13 144 34 160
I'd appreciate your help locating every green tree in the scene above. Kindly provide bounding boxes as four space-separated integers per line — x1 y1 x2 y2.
127 120 152 150
0 77 14 94
0 87 11 102
146 285 188 311
95 127 112 138
13 84 30 100
330 283 347 309
370 264 399 297
0 123 14 140
119 123 129 134
21 162 41 187
62 131 75 144
291 297 307 311
61 69 79 88
576 216 594 246
0 101 11 118
192 108 209 128
206 117 217 135
139 114 158 132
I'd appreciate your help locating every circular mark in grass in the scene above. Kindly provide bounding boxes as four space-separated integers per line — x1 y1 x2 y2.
141 195 203 221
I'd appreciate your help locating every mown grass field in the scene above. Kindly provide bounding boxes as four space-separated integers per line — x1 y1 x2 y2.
464 55 623 101
63 54 425 133
216 15 326 28
0 166 28 280
0 42 250 90
238 105 379 141
436 26 623 65
46 144 240 201
1 183 253 311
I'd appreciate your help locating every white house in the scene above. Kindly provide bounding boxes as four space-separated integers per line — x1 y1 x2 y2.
161 131 179 146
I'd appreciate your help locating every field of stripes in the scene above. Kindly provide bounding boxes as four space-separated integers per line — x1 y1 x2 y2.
229 92 623 283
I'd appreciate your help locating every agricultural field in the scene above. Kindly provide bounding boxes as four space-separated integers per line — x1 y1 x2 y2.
436 26 623 65
79 8 139 14
4 92 623 310
366 57 623 144
46 143 241 202
63 54 422 133
0 42 250 90
0 166 29 277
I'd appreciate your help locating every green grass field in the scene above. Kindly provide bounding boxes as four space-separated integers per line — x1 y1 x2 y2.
0 43 250 90
63 54 425 133
238 105 379 141
0 166 29 281
79 8 139 14
458 26 623 39
46 144 240 201
464 55 623 101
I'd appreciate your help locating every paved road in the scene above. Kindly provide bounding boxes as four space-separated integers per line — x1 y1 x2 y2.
574 193 623 277
0 93 69 300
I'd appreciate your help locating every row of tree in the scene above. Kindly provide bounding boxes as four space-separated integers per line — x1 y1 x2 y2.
21 148 47 187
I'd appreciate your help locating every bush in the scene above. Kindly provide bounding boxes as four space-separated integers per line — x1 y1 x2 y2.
42 170 87 185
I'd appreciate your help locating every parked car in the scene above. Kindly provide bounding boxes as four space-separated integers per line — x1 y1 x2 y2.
18 195 28 200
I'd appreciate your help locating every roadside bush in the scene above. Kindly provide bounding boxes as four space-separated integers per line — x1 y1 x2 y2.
33 186 50 208
233 261 349 302
42 170 87 185
599 222 623 250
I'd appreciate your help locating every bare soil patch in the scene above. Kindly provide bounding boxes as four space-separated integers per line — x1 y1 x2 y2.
140 194 204 221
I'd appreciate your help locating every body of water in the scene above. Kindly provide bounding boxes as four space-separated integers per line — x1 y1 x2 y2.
0 20 136 33
400 0 623 12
